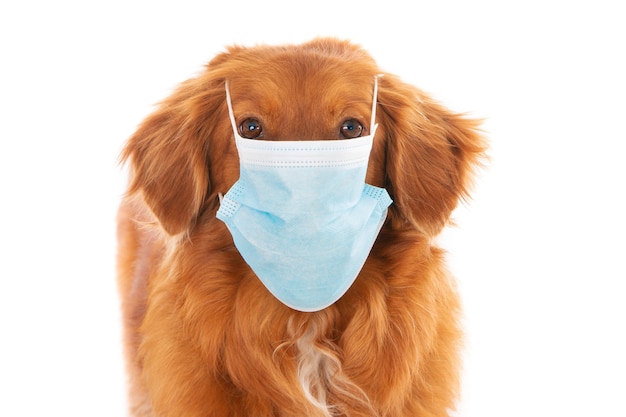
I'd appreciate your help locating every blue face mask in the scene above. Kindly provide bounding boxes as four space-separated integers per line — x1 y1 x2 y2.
217 78 392 312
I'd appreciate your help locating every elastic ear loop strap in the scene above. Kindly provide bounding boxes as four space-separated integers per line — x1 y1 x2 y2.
225 80 239 135
371 75 379 132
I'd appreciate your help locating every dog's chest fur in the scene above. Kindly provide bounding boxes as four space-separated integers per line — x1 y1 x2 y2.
291 320 373 417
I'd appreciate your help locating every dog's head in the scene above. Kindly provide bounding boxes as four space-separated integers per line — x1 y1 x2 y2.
122 38 486 237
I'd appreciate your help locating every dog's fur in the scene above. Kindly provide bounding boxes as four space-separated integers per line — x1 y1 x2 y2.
117 38 486 417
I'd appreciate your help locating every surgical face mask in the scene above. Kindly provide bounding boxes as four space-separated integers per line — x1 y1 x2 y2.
216 78 392 312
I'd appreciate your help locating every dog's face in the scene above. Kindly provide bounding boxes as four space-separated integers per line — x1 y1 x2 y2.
122 38 485 238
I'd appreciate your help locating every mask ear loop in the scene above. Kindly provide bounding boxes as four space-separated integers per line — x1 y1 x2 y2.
371 75 381 136
220 81 238 204
224 81 240 137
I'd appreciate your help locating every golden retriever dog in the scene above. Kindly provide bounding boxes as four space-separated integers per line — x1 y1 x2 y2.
117 38 486 417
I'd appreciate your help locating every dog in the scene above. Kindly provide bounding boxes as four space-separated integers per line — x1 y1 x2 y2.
117 38 486 417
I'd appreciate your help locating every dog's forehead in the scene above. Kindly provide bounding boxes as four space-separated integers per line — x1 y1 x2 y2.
228 48 375 98
227 70 374 119
232 79 370 109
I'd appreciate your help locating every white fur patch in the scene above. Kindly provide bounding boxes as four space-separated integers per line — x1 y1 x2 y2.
296 324 334 417
293 323 377 417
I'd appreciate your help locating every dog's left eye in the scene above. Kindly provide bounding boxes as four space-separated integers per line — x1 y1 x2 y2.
340 119 364 139
239 118 263 139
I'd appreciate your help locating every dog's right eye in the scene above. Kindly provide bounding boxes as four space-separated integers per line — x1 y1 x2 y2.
340 119 364 139
239 118 263 139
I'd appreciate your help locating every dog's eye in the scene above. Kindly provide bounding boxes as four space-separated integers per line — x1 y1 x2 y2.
239 118 263 139
340 119 364 139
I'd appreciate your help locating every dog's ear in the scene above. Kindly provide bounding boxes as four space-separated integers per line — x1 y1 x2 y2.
120 77 225 236
377 75 487 236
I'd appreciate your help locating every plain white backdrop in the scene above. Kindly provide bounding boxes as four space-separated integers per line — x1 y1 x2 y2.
1 1 624 416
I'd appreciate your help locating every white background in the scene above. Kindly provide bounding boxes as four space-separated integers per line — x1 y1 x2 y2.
1 1 624 416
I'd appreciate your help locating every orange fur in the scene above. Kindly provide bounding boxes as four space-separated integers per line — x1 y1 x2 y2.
117 38 486 417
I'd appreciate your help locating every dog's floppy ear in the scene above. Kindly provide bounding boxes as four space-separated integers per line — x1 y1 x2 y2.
377 75 487 236
120 78 224 236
